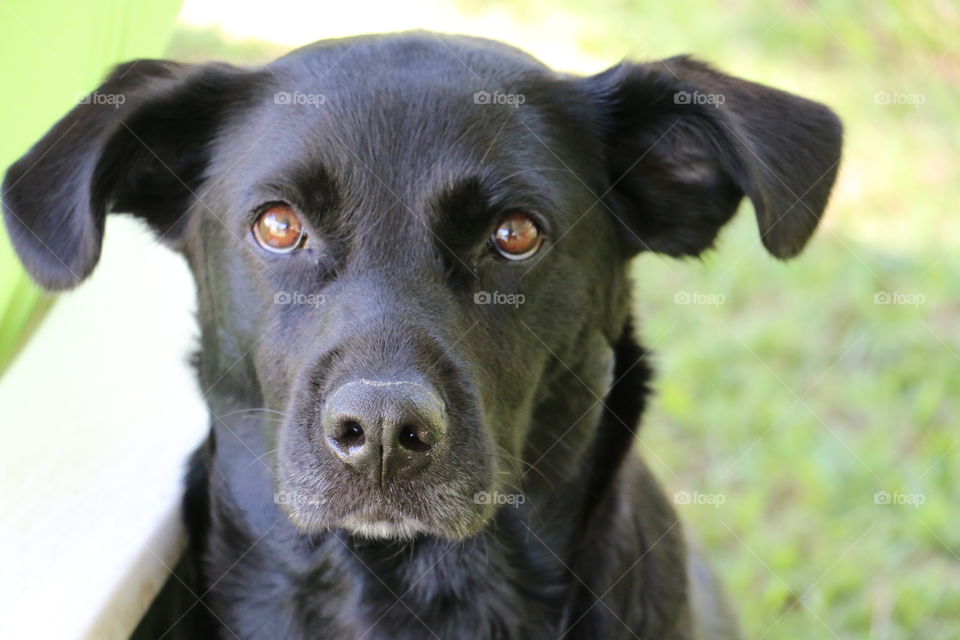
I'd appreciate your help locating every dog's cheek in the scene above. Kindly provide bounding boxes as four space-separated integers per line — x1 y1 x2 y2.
252 338 299 408
248 287 335 409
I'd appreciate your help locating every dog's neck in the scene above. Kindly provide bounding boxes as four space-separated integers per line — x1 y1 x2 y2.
194 326 660 638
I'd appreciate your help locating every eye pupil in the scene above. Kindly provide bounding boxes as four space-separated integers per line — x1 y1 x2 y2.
253 204 305 253
493 212 542 260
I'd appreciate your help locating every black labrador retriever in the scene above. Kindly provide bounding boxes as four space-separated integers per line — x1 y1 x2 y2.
2 32 841 639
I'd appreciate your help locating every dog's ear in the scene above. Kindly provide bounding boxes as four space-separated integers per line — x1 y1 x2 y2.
2 60 248 290
578 56 842 259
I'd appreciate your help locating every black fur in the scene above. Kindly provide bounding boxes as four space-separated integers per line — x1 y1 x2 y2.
3 32 842 639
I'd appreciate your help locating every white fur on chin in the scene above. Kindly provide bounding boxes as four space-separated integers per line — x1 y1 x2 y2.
339 515 430 540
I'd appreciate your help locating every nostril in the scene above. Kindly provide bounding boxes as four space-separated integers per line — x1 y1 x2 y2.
332 419 365 451
398 424 433 452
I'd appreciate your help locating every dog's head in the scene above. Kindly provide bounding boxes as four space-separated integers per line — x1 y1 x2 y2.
3 33 841 540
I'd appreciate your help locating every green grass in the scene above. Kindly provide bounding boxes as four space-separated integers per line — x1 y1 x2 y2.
165 3 960 636
634 215 960 639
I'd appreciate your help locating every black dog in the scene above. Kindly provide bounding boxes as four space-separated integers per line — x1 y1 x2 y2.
3 32 841 639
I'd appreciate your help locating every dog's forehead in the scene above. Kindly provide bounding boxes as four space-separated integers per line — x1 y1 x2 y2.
263 35 558 167
216 36 585 222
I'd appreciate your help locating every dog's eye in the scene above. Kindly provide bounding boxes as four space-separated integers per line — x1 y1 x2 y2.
492 212 542 260
252 204 306 253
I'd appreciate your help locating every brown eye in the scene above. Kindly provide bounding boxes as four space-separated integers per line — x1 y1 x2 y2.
252 204 305 253
492 212 543 260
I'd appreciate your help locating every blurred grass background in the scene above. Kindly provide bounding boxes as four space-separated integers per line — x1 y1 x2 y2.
3 0 957 637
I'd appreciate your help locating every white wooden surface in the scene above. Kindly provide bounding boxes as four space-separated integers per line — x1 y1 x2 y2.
0 217 208 639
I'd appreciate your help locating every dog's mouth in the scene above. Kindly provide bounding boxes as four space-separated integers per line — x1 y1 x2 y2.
275 466 497 540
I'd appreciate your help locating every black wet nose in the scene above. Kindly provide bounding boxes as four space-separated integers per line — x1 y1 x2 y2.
321 380 446 485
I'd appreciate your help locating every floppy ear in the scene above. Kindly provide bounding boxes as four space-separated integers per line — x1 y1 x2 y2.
580 56 843 259
2 59 248 290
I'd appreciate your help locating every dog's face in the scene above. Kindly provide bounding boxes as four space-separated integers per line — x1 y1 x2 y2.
201 40 624 539
2 33 841 540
